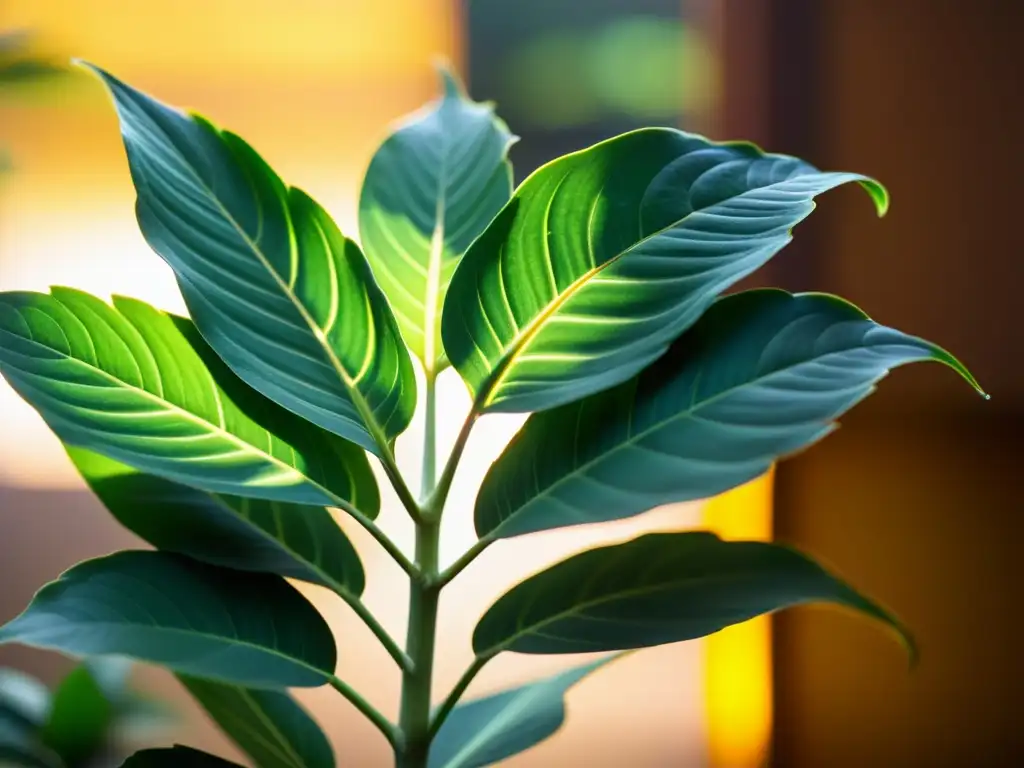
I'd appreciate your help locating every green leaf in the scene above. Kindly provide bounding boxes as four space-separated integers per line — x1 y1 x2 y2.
40 664 112 766
80 62 416 455
181 676 334 768
476 289 983 538
120 746 243 767
0 669 50 728
442 128 888 414
473 532 914 658
68 447 365 596
429 656 616 768
359 65 515 373
0 288 378 513
0 551 337 689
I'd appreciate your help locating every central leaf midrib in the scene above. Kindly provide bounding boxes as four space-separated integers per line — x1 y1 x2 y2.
152 122 390 454
422 132 449 372
476 172 816 409
490 334 883 535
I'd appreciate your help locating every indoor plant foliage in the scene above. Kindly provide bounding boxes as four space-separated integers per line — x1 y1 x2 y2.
1 658 173 768
0 60 984 768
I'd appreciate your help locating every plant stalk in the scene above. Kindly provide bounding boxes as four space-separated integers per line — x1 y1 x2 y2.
397 521 440 767
421 372 437 503
397 370 442 767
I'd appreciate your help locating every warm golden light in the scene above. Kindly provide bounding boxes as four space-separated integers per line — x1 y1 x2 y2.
702 470 775 768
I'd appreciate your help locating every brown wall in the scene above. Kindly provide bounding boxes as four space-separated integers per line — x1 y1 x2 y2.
759 2 1024 766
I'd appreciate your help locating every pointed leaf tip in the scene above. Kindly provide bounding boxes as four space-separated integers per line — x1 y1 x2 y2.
432 58 465 98
859 178 890 216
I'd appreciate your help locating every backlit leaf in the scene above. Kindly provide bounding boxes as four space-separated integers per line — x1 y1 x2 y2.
476 290 983 538
429 656 616 768
473 532 913 658
442 128 887 414
359 66 515 373
0 552 337 689
69 447 365 596
0 289 378 513
83 63 416 455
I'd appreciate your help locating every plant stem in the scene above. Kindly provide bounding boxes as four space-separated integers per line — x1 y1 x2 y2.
397 520 440 767
434 535 494 589
396 370 444 768
381 449 425 525
426 409 477 518
428 654 493 739
341 592 414 673
329 674 398 748
421 371 437 503
341 502 419 579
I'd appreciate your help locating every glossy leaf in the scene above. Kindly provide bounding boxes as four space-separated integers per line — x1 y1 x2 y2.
359 65 515 372
182 676 334 768
0 551 337 688
0 288 378 513
476 290 983 538
69 447 365 596
0 670 50 728
120 746 243 767
429 656 616 768
83 63 416 454
473 532 913 658
40 663 112 766
442 128 888 414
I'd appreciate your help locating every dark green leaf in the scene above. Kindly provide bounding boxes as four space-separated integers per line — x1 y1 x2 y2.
359 65 515 373
0 288 378 514
429 656 616 768
473 532 913 658
82 62 416 455
476 290 983 538
0 551 337 689
0 669 50 728
120 745 243 767
68 447 365 596
181 676 334 768
40 664 112 766
442 128 887 414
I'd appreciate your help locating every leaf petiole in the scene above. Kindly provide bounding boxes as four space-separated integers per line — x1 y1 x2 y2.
328 674 399 749
338 592 414 674
427 654 494 740
434 535 494 589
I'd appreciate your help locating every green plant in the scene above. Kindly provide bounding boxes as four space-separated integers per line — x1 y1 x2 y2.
0 60 983 767
0 659 173 767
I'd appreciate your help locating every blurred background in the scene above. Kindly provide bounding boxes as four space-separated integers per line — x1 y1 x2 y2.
1 1 1020 766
